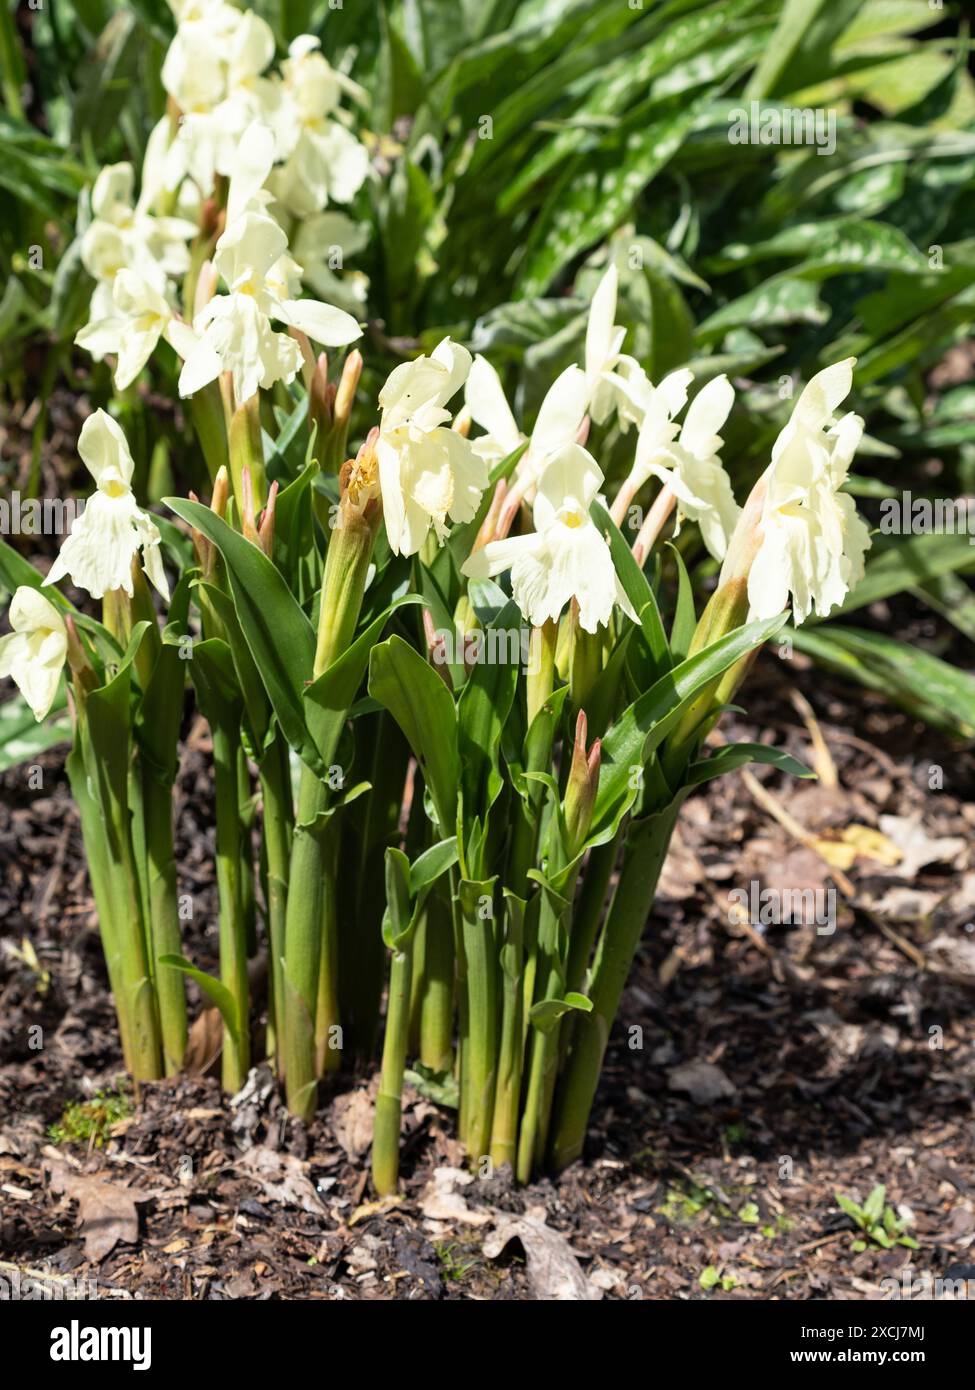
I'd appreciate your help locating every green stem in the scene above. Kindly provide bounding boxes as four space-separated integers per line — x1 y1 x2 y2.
283 766 329 1118
564 830 622 998
490 895 524 1169
237 745 257 958
549 803 680 1173
458 879 498 1168
188 383 230 486
142 769 187 1074
415 890 455 1073
283 503 378 1116
213 721 249 1092
315 822 341 1076
372 944 413 1196
259 732 293 1076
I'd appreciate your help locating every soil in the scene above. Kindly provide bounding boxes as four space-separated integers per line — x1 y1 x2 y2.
1 634 974 1302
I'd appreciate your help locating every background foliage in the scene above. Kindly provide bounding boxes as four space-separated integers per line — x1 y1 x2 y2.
1 0 974 734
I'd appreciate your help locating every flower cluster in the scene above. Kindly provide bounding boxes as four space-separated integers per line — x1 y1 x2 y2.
74 2 370 400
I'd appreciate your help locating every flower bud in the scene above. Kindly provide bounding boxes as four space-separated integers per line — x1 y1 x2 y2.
258 481 278 559
563 710 601 856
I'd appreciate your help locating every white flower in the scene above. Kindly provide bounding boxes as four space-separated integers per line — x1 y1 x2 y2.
584 265 626 424
45 410 170 601
75 270 188 389
161 0 256 113
463 445 635 633
465 355 523 465
609 359 692 436
730 358 871 624
177 210 361 402
0 588 67 722
291 211 370 315
466 355 588 485
267 36 369 215
645 375 740 561
80 162 196 307
377 339 488 555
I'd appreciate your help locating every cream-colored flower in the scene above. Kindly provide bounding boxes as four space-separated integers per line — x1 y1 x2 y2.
584 265 626 424
161 0 253 113
75 270 187 389
725 358 871 624
0 588 67 722
266 36 369 215
45 410 169 601
176 210 361 402
464 354 523 466
80 162 195 308
645 375 740 561
377 339 488 555
291 211 370 315
463 445 635 633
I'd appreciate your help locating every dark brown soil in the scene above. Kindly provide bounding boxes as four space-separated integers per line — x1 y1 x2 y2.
2 635 974 1301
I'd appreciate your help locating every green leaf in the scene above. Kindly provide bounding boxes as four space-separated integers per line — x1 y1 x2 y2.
835 532 975 617
594 613 789 827
516 105 700 297
529 991 592 1034
686 742 814 787
791 623 975 738
304 593 426 773
159 954 239 1044
165 497 320 774
409 836 460 896
668 544 696 662
696 276 827 343
0 692 71 773
591 500 669 670
368 635 459 831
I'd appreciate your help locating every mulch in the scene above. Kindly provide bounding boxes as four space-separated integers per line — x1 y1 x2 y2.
2 633 974 1300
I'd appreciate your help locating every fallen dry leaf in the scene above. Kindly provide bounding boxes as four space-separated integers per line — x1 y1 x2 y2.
814 823 902 871
668 1060 736 1105
331 1088 374 1160
47 1161 142 1262
238 1146 324 1215
878 813 965 880
484 1208 602 1301
418 1166 492 1226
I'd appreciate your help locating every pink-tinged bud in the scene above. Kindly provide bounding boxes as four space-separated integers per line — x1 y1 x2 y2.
575 416 591 448
334 349 363 428
211 466 229 520
563 709 601 855
423 608 453 689
310 352 332 435
471 477 508 553
258 481 278 558
64 615 96 693
240 466 260 546
452 407 472 438
194 260 218 320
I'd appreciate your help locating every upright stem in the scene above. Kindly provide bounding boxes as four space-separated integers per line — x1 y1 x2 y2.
549 803 680 1172
372 944 413 1196
213 721 249 1092
414 890 455 1073
259 731 293 1076
458 879 498 1168
490 895 524 1169
315 823 341 1077
283 500 379 1118
142 768 187 1074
